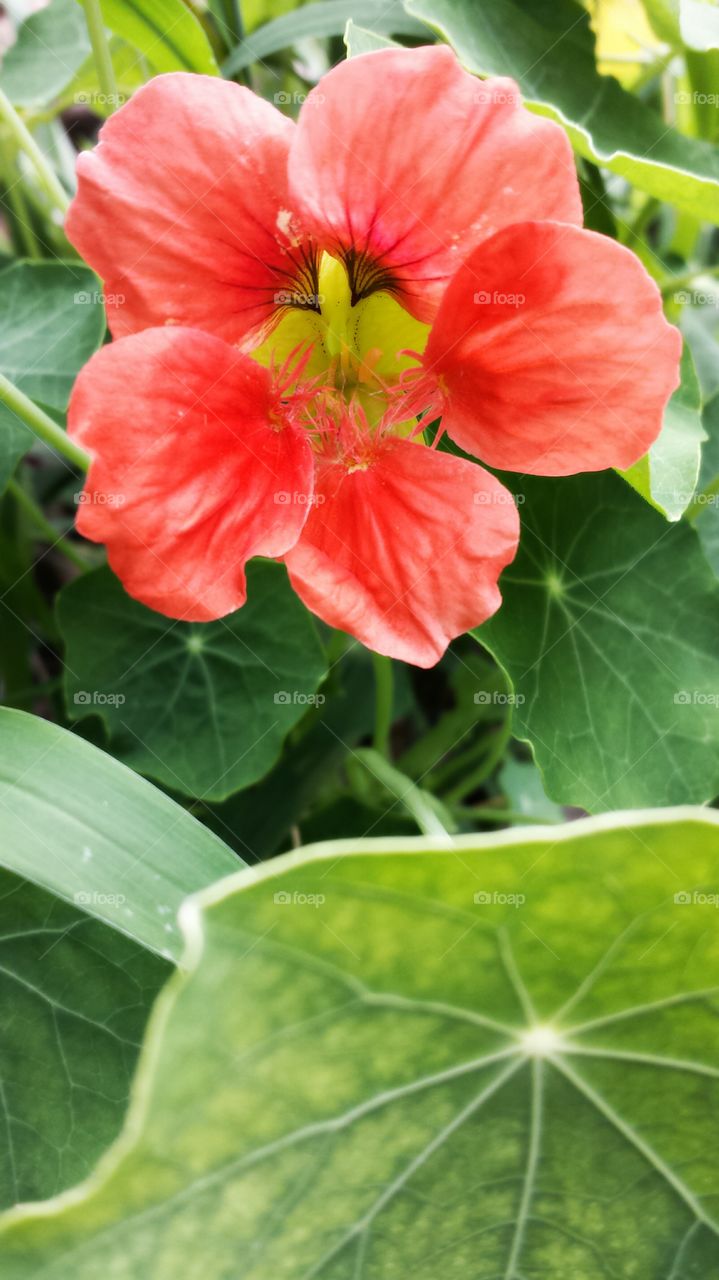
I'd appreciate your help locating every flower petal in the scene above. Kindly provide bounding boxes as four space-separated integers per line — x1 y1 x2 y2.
70 327 313 620
284 439 519 667
66 74 308 344
288 47 581 322
425 221 682 474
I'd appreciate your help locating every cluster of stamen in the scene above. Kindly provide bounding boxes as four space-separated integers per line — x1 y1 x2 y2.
256 252 441 469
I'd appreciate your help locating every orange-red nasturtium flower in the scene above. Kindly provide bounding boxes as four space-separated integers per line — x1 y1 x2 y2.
66 46 681 667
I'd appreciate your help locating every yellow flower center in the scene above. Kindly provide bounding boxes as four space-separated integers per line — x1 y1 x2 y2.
250 253 430 432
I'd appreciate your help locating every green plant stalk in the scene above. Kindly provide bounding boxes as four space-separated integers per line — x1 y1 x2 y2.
372 652 394 757
218 0 244 46
622 194 660 251
444 716 513 806
426 729 496 793
0 87 69 214
0 144 42 259
80 0 119 108
354 748 452 839
7 479 89 571
0 372 90 470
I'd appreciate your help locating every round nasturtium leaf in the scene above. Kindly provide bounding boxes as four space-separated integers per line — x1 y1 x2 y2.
2 810 719 1276
58 561 328 802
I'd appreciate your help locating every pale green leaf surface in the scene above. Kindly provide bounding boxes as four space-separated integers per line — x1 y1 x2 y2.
2 811 719 1275
478 470 719 811
96 0 219 75
344 20 399 55
405 0 719 221
498 757 564 822
58 562 328 802
693 392 719 572
681 305 719 401
0 262 104 412
0 708 238 959
640 0 681 44
223 0 428 75
0 0 90 106
680 0 719 49
622 344 705 520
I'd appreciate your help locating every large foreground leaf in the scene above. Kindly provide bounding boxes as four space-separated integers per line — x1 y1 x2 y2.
2 811 719 1275
0 867 168 1210
0 708 238 958
0 710 238 1211
478 470 719 811
0 262 104 412
406 0 719 221
58 562 328 801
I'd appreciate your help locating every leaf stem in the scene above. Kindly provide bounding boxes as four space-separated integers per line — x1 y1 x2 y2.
0 146 42 258
0 87 69 214
0 372 90 471
372 652 394 757
7 478 89 571
354 748 453 839
80 0 119 109
444 716 513 805
222 0 245 45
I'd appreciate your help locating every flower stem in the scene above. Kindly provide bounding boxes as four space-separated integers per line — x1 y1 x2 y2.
7 478 89 571
80 0 119 109
372 652 394 757
0 372 89 471
0 87 69 214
